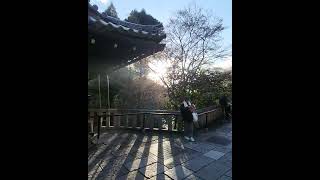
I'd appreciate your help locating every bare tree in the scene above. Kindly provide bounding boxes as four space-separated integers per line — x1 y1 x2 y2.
148 4 229 108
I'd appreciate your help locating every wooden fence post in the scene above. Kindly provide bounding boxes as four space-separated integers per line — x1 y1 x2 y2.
177 115 183 132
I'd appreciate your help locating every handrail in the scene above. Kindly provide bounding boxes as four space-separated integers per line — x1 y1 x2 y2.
198 109 217 115
88 108 179 112
89 108 217 115
94 112 180 118
88 107 223 142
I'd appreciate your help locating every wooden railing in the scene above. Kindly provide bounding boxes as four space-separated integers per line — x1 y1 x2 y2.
88 108 223 139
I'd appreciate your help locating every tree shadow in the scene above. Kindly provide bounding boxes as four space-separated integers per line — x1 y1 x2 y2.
89 130 143 179
134 133 153 179
107 131 153 179
164 133 201 179
154 132 166 179
88 132 124 179
88 132 120 171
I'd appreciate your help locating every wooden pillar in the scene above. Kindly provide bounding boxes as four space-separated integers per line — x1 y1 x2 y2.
205 113 209 132
124 114 128 129
97 112 101 139
168 116 173 131
141 113 146 133
89 112 94 133
106 111 110 128
177 115 183 132
158 115 163 131
149 114 154 131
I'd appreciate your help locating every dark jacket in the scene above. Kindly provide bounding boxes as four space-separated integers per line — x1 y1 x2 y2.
180 103 193 122
219 96 228 107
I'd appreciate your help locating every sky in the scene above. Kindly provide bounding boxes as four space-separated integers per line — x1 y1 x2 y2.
90 0 231 48
90 0 232 76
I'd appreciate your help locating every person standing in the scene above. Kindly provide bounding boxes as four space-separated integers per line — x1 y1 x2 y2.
219 95 229 120
180 97 195 142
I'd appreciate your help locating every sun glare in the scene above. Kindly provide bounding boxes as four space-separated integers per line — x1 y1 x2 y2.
147 60 169 84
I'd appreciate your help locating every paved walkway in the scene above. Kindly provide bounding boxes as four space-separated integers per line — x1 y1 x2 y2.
88 122 232 180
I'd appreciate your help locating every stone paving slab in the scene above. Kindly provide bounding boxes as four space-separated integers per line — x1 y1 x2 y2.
195 161 231 180
111 146 137 157
215 152 232 168
183 142 216 153
164 165 194 180
89 154 122 179
203 150 225 160
148 143 185 162
88 163 103 179
149 141 179 153
116 170 146 180
136 135 160 143
99 166 129 179
124 156 158 171
225 169 232 177
163 149 201 169
132 150 159 160
88 145 113 163
126 140 153 152
163 144 186 155
206 135 231 146
150 154 175 164
183 174 205 180
94 156 130 180
211 144 232 154
181 155 215 172
218 175 232 180
89 122 232 180
138 162 169 178
95 165 129 180
148 174 173 180
150 147 184 161
89 152 115 170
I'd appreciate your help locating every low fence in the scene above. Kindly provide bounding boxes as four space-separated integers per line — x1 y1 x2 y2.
88 108 223 139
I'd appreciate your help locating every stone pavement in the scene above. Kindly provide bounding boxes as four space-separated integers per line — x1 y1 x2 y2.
88 122 232 180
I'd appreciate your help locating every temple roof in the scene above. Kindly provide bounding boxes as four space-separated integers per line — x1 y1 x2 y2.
88 3 166 42
88 2 166 73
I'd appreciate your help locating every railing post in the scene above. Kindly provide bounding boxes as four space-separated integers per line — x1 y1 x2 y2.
124 114 128 129
149 114 154 131
174 115 177 129
168 115 173 131
110 112 114 127
158 115 163 131
106 111 110 128
97 112 101 139
89 112 94 134
141 113 146 133
143 113 146 129
132 113 138 129
115 114 120 128
177 115 183 132
205 113 209 133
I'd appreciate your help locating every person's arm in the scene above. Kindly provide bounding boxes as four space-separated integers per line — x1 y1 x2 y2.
189 104 196 112
180 104 190 113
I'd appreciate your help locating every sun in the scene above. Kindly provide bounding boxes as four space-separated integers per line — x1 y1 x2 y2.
147 60 169 84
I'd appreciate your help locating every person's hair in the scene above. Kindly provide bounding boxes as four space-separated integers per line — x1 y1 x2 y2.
180 96 188 101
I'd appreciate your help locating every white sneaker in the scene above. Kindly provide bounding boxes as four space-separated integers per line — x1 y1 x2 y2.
190 137 195 142
184 136 190 140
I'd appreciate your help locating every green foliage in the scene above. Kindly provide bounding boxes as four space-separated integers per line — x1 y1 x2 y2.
125 9 162 25
102 2 119 19
162 70 232 109
189 70 232 108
